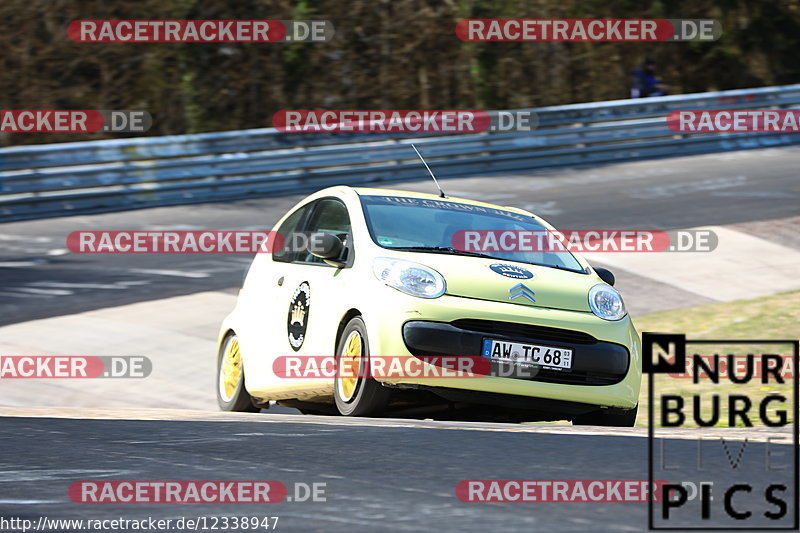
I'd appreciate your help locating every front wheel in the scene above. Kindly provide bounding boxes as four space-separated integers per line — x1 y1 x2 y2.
217 332 259 412
333 317 391 416
572 405 638 427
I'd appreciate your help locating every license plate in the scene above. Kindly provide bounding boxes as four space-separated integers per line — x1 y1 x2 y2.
482 338 573 371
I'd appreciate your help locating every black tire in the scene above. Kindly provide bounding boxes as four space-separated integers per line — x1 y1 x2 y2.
217 332 259 412
572 405 638 427
333 317 391 416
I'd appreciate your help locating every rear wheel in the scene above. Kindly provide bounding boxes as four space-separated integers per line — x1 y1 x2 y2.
572 405 638 427
217 333 259 412
334 317 391 416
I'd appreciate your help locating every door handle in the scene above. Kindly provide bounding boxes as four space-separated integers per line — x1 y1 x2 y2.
277 276 284 286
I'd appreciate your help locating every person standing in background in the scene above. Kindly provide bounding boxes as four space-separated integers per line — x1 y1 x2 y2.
630 58 668 98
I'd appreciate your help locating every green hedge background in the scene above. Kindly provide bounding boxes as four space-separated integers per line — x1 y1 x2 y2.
2 0 798 144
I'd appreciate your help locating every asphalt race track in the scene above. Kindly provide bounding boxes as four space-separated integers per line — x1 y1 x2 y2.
1 145 799 324
0 409 794 532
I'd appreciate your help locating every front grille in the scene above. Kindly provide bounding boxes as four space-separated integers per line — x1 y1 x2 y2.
516 368 621 385
451 319 597 345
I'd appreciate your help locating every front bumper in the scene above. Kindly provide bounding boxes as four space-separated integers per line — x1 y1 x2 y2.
402 319 630 386
365 293 642 410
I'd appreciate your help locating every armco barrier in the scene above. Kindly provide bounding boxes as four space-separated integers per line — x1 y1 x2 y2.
2 84 800 222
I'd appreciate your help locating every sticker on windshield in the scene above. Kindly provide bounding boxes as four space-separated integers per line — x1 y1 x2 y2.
288 282 311 351
360 195 528 221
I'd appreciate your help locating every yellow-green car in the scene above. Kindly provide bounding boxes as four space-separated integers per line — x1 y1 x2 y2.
216 186 641 426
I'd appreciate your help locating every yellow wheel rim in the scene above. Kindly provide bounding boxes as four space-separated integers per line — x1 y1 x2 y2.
219 336 243 402
338 331 362 401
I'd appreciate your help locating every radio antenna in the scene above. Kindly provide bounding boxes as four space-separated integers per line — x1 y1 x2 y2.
411 143 446 198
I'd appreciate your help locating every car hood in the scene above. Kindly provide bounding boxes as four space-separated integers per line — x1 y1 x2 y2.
401 253 596 313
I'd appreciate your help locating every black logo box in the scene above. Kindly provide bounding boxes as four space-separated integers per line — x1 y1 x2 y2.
644 333 799 531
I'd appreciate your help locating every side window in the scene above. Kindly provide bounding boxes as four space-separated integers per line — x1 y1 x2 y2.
272 204 312 263
298 198 352 265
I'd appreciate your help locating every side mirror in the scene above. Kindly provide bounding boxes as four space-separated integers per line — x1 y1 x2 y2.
309 232 345 267
594 266 615 286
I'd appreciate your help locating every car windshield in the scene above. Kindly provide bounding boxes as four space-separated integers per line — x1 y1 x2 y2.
359 194 585 273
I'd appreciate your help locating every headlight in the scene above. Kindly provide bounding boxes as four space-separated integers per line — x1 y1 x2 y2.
588 284 627 321
373 258 446 298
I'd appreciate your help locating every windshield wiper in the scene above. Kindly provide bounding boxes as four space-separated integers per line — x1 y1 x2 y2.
389 246 496 259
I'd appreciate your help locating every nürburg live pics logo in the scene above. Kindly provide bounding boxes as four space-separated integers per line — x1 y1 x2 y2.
644 333 798 530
